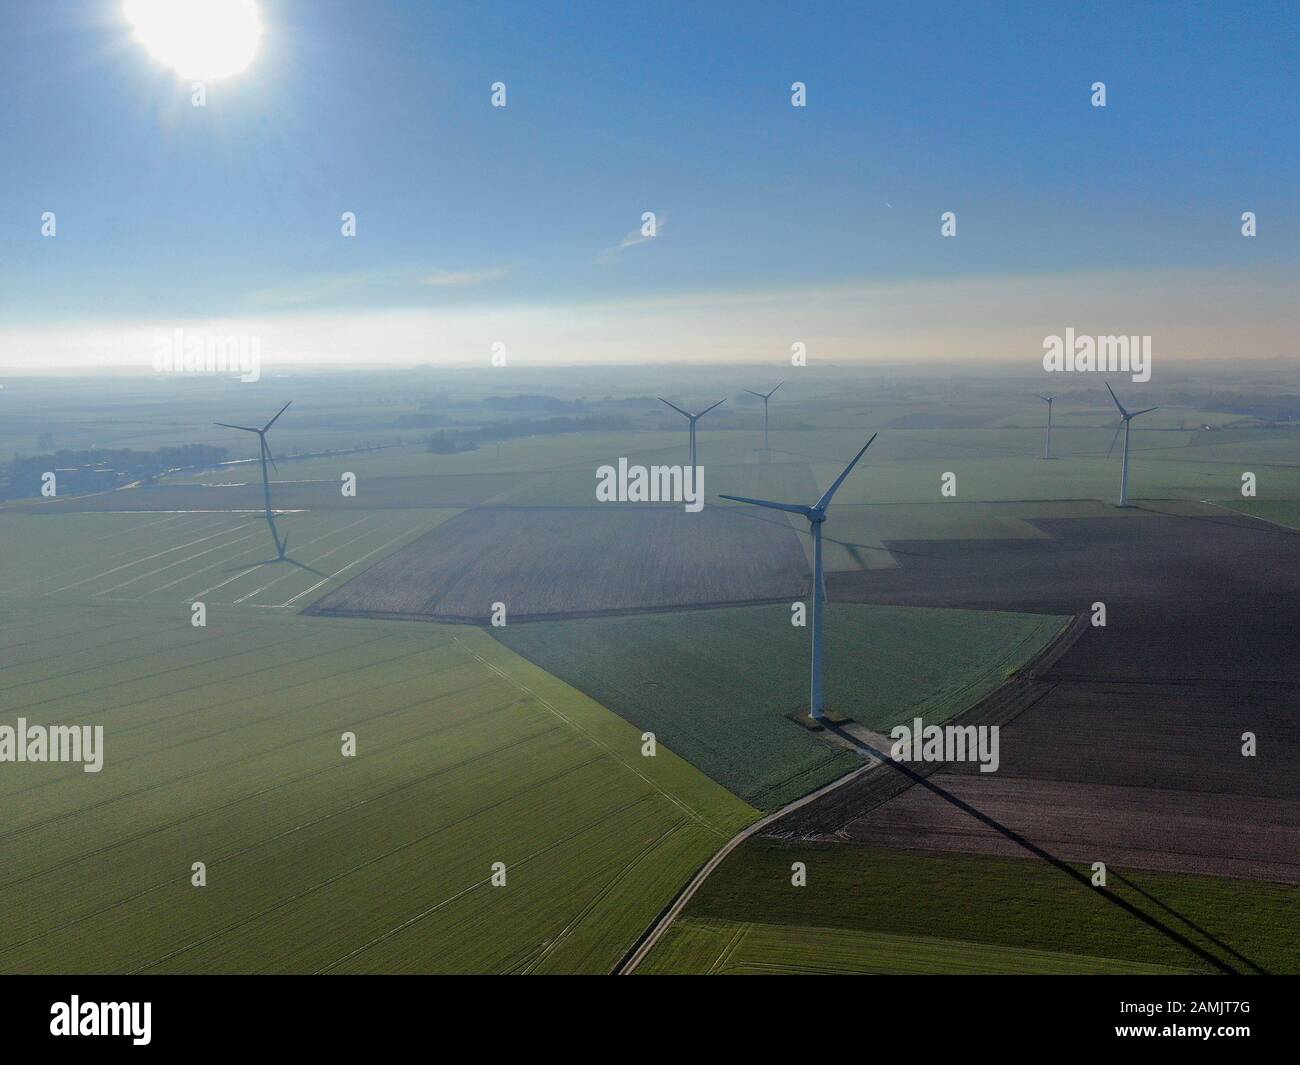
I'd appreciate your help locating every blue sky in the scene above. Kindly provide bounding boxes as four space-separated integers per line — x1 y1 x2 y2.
0 0 1295 366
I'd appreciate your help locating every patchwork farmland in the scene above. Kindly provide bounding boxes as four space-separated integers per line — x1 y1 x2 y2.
3 369 1298 979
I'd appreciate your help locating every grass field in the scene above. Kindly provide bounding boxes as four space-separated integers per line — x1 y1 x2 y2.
1216 498 1300 531
0 509 455 609
637 918 1190 975
640 839 1298 975
493 602 1068 809
0 599 757 973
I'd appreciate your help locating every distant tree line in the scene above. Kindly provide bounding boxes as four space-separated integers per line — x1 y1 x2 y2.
481 394 589 413
1168 392 1300 422
4 444 229 495
423 414 634 453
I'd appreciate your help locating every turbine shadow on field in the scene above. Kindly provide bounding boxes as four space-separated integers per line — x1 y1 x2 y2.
1107 869 1271 975
225 555 328 579
722 504 941 562
824 723 1243 975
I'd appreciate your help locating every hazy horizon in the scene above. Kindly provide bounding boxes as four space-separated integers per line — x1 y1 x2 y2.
1 1 1296 375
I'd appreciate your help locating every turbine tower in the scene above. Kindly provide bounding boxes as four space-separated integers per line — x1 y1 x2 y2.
658 397 725 467
721 434 877 722
743 381 783 456
216 401 292 558
1105 383 1156 507
1037 394 1054 459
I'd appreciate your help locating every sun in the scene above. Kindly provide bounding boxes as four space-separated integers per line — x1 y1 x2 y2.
125 0 262 81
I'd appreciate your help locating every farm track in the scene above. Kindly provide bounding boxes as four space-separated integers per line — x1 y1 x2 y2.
619 609 1085 973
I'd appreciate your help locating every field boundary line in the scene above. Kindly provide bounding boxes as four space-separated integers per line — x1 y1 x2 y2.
616 759 876 974
453 636 729 838
1198 498 1300 535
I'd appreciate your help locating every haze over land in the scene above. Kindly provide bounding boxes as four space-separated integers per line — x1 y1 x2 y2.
1 1 1296 985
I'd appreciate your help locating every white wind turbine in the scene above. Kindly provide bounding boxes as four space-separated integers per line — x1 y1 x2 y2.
1037 393 1055 459
1105 383 1157 507
658 397 725 467
215 401 292 558
743 381 783 457
721 434 876 722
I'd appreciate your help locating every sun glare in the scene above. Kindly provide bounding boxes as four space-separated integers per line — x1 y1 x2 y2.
125 0 262 81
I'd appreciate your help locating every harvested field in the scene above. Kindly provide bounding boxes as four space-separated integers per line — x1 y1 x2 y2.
308 505 809 622
783 502 1300 884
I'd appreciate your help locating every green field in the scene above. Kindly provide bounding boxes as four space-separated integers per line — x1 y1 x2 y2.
1216 498 1300 532
640 839 1298 975
638 918 1190 975
6 371 1297 976
0 600 757 973
0 509 456 609
493 602 1068 809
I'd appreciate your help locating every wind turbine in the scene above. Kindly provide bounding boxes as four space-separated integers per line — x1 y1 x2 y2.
721 434 877 722
658 397 725 467
1104 383 1156 507
744 381 783 457
1037 394 1054 459
215 401 292 558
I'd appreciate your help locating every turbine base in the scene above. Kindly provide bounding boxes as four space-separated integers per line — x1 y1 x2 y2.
784 707 852 731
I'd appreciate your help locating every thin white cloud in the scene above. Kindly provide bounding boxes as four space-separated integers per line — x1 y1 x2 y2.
246 266 510 308
245 273 379 309
418 267 511 287
600 215 668 262
3 266 1294 372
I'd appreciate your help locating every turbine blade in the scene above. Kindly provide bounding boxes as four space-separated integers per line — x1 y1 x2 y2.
719 494 812 517
214 422 259 432
263 438 279 474
658 398 691 419
1106 420 1123 458
1104 382 1128 418
262 400 292 432
743 389 765 399
696 398 726 418
1037 394 1052 403
1130 406 1158 417
814 433 877 511
768 381 784 398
